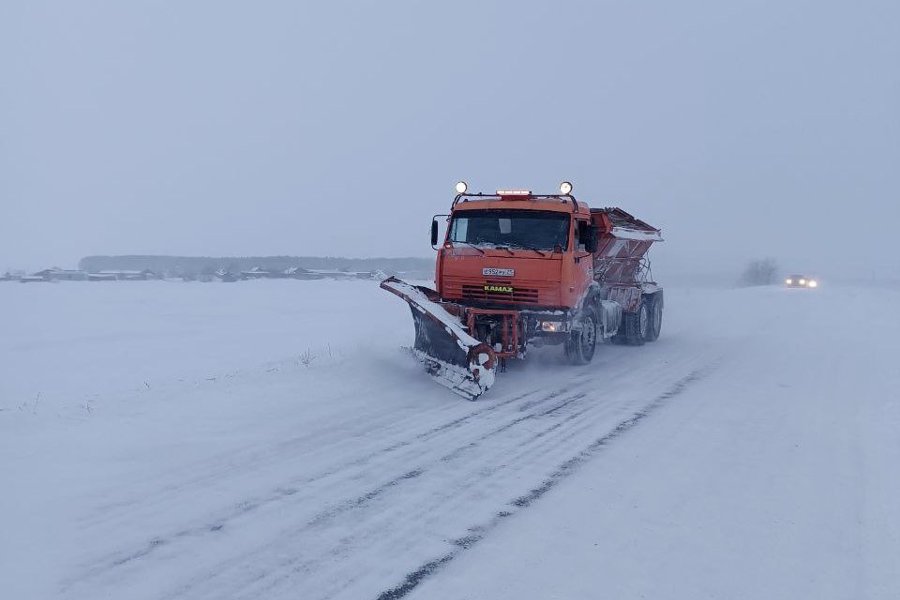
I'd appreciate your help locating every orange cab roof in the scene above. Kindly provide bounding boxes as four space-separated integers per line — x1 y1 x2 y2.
452 195 590 215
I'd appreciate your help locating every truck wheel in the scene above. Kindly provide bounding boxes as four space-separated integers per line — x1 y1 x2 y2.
644 294 662 342
615 301 648 346
565 309 598 364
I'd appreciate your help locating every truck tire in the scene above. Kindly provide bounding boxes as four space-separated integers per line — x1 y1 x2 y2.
613 301 648 346
565 308 598 364
643 293 662 342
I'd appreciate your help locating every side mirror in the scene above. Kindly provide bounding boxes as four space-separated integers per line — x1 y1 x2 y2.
430 219 439 247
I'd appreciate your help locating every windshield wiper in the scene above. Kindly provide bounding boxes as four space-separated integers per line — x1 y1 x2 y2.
511 244 549 257
493 246 516 256
451 240 485 255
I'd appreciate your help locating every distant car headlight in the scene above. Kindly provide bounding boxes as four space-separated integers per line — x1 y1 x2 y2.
808 280 817 288
799 279 806 285
785 279 792 285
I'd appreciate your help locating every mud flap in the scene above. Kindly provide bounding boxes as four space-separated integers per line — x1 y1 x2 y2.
381 277 496 400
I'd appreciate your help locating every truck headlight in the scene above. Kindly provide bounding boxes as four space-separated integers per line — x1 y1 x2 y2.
808 280 817 288
541 321 561 332
785 279 792 284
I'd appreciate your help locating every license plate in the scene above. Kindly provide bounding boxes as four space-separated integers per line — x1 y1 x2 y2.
484 285 513 293
483 268 514 277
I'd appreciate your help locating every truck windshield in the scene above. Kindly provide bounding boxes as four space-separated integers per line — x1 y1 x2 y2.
449 210 570 251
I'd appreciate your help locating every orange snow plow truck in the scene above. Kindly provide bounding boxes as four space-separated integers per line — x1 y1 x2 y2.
382 181 663 400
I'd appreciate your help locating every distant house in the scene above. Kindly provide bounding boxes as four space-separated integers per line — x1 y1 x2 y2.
263 267 292 280
214 269 239 283
88 273 118 282
307 269 376 280
20 275 51 283
240 267 270 279
307 269 351 280
282 266 324 280
55 269 88 281
1 271 26 282
94 269 157 281
34 268 88 281
290 268 325 280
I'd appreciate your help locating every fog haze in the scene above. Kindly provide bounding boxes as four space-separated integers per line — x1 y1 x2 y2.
2 0 898 279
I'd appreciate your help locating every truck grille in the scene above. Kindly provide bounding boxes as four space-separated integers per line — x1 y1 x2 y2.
461 282 540 304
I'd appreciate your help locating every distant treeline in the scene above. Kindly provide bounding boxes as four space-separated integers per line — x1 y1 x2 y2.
79 255 433 277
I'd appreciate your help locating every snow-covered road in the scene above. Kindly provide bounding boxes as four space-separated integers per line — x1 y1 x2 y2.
1 280 898 599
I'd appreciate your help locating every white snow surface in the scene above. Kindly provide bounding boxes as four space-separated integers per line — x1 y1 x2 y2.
1 280 898 599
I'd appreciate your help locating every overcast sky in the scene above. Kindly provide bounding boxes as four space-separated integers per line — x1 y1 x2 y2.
2 0 898 278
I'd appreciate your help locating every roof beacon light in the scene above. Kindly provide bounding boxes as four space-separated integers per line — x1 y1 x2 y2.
559 181 573 195
455 181 468 194
496 189 531 196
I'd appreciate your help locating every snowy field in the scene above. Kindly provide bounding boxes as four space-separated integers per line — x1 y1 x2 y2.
1 279 899 600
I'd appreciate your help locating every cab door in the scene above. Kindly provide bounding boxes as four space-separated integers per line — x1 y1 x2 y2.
567 218 595 305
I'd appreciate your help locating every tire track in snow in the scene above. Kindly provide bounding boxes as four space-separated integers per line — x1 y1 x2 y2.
156 388 599 600
64 349 712 600
67 382 586 584
374 367 712 600
159 358 715 600
82 380 487 523
85 383 542 529
68 375 601 597
304 362 714 600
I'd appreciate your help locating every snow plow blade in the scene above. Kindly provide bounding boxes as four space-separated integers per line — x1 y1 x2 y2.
381 277 496 400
